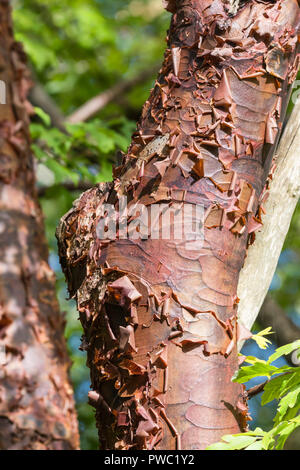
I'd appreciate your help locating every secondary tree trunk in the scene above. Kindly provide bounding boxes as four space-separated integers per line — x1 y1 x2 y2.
0 0 79 450
57 0 300 450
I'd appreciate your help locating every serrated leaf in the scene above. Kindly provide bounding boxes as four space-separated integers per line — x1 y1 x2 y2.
252 327 274 349
275 417 300 450
274 385 300 424
252 335 272 350
232 362 278 383
262 371 300 405
268 340 300 364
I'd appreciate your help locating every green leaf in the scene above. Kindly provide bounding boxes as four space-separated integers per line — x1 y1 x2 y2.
206 442 234 451
245 440 264 450
274 385 300 424
31 143 47 161
268 340 300 364
65 122 87 140
242 356 268 365
207 435 259 451
89 128 116 153
95 161 113 182
274 417 300 450
252 327 274 350
34 107 51 127
261 370 300 405
45 158 79 185
261 432 275 450
232 362 278 383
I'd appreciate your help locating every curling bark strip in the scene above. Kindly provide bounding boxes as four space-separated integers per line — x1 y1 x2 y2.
57 0 300 450
0 0 79 449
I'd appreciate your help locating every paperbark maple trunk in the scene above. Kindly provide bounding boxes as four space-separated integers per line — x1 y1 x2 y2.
0 0 79 450
57 0 300 450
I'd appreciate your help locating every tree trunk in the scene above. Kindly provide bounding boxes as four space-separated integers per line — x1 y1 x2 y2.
57 0 300 450
0 0 79 450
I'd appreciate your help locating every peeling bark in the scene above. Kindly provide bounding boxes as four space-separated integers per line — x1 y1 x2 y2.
57 0 300 450
0 0 79 450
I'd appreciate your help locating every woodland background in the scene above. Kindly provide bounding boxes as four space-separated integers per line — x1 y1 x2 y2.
12 0 300 449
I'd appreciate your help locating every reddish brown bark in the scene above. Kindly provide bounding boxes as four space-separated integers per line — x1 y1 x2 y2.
57 0 300 450
0 0 79 450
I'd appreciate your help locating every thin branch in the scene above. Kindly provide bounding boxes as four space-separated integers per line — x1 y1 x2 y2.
37 181 93 197
66 65 159 124
247 380 269 399
30 64 159 129
247 369 298 399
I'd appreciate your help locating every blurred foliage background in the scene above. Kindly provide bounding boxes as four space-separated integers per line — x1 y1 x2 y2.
11 0 300 450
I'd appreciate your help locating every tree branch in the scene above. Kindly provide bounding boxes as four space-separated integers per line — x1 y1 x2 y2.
66 65 159 124
238 95 300 336
247 380 269 399
30 65 159 130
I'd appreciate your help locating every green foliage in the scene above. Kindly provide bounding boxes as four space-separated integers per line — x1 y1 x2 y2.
13 0 168 114
207 419 300 451
207 340 300 450
31 109 135 187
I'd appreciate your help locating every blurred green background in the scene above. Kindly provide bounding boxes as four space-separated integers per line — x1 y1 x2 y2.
11 0 300 450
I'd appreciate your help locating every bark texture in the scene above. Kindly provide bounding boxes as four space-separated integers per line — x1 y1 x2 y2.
0 0 79 450
57 0 300 450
